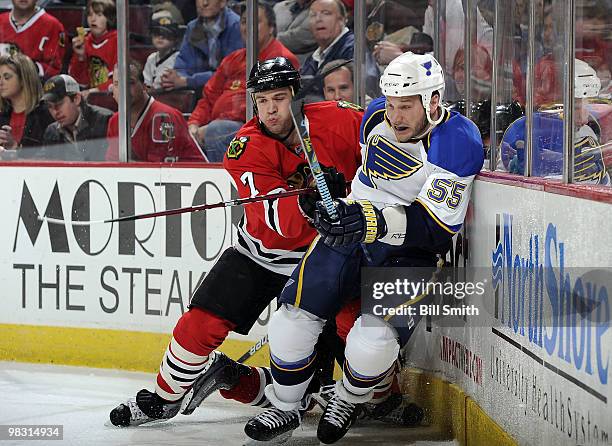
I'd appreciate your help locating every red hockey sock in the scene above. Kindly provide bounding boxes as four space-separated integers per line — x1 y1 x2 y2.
219 366 271 407
155 307 235 401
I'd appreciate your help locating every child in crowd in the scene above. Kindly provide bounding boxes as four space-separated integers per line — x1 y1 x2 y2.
143 11 181 90
69 0 117 95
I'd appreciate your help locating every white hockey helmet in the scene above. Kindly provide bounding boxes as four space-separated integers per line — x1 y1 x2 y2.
379 52 445 125
575 58 601 98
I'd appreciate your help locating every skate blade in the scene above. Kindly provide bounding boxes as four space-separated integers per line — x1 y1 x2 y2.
243 430 293 445
181 378 224 415
104 418 158 428
180 388 196 415
181 354 227 415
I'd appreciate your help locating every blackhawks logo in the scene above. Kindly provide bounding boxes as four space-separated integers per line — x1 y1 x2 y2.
227 136 249 160
337 100 364 112
89 56 110 88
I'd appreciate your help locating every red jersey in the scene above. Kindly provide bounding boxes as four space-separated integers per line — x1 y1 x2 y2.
105 97 206 162
0 8 65 78
69 30 117 91
188 39 300 126
10 110 26 143
224 101 364 275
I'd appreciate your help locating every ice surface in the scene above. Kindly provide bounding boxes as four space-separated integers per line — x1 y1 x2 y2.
0 362 456 446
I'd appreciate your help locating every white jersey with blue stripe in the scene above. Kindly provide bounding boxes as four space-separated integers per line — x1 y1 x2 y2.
351 96 484 235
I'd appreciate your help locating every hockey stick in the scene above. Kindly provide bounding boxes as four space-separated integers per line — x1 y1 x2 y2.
289 100 340 220
36 187 315 226
236 334 268 364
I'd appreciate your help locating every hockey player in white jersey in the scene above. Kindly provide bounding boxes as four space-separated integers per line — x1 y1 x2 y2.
243 52 484 444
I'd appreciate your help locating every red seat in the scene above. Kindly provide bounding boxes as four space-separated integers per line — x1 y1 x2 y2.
46 6 85 37
129 4 153 40
87 91 117 112
152 90 196 114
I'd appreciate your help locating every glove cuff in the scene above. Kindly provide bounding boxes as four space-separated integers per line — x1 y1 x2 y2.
357 200 384 243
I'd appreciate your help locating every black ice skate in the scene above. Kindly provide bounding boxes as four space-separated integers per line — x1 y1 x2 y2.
109 389 182 427
244 406 302 442
181 351 251 415
317 392 361 444
376 401 425 427
359 392 403 421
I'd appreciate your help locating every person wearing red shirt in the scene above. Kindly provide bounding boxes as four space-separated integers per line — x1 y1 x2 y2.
109 57 363 427
105 62 205 162
188 3 299 162
0 0 66 79
69 0 117 95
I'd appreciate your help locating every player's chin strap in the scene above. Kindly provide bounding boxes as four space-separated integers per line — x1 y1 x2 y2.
428 104 447 126
413 105 447 140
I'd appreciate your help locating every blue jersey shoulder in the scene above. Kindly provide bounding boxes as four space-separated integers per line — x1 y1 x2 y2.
359 96 386 145
428 110 484 177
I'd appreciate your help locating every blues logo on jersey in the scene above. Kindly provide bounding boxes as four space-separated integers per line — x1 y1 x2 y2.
361 134 423 188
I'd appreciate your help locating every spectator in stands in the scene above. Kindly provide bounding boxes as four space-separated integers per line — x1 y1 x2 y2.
321 59 353 102
298 0 351 101
299 0 379 102
373 32 433 66
451 45 492 101
188 2 299 162
160 0 243 92
450 44 524 104
69 0 117 96
106 62 205 162
0 53 53 159
274 0 317 63
0 0 66 79
144 11 181 90
152 0 186 26
40 74 113 161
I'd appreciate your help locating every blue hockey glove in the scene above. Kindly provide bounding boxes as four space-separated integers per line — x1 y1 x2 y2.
313 199 387 247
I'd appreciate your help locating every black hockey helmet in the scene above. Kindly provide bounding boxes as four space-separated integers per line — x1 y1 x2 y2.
447 99 491 138
247 57 301 96
447 99 524 140
495 100 524 137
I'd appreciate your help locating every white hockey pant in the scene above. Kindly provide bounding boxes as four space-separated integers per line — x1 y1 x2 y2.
265 304 325 411
338 314 400 404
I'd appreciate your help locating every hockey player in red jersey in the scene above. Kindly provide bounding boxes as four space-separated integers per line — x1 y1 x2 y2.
69 0 117 93
0 0 66 79
109 57 363 427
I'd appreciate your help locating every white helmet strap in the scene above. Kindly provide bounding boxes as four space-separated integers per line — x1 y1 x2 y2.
422 91 445 126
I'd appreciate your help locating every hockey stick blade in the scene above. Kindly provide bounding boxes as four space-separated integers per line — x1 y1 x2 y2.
289 100 339 220
36 187 315 226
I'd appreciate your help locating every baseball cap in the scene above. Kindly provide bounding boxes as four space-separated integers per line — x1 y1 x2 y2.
42 75 80 103
150 11 179 38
